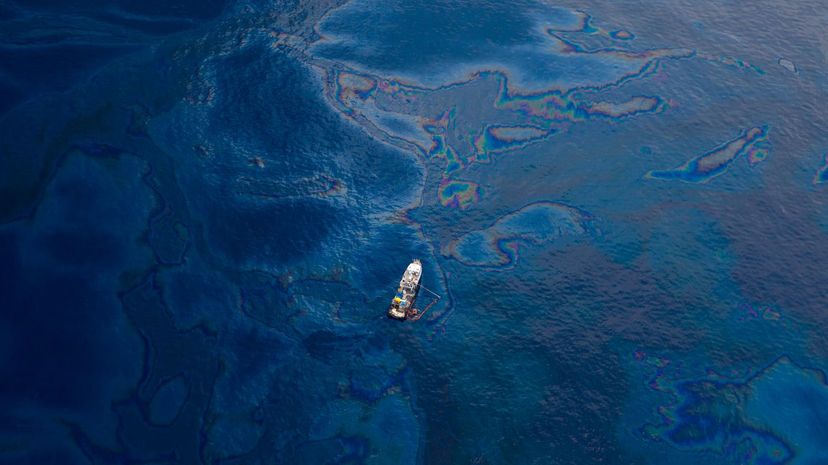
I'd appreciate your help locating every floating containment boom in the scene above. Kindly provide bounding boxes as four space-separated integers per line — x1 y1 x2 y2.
387 259 440 321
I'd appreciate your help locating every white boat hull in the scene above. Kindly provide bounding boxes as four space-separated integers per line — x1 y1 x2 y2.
387 259 421 320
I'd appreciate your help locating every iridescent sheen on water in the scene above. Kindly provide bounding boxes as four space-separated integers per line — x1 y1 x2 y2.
2 0 828 464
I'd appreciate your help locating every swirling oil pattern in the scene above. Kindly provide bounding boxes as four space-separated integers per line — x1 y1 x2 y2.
444 202 594 268
628 352 828 465
2 0 828 464
437 179 481 210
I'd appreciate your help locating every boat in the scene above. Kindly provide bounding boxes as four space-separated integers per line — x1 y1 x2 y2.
387 259 422 320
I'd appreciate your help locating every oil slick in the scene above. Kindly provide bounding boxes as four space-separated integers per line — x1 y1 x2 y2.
632 352 828 465
444 201 594 268
645 126 770 183
438 179 481 210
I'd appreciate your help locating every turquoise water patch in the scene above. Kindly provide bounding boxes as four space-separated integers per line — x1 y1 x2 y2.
626 351 828 465
745 359 828 464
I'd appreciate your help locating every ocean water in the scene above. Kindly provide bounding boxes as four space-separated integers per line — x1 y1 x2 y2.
1 0 828 463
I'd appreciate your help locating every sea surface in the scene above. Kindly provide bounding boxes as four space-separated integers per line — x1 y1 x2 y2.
2 0 828 463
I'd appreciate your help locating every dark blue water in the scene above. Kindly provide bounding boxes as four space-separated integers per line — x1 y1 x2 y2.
2 0 828 463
